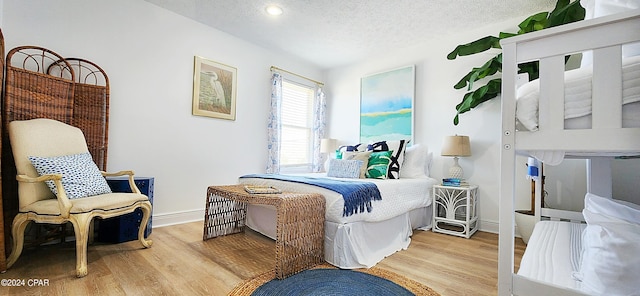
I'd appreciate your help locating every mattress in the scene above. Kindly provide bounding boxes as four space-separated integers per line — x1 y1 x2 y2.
238 173 438 224
517 220 586 290
516 55 640 132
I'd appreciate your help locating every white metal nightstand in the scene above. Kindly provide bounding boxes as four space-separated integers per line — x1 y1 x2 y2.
432 184 478 238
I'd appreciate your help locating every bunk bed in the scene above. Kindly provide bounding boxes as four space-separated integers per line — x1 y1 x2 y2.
498 9 640 296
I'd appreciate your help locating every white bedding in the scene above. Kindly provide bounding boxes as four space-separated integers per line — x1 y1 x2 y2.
516 55 640 164
238 173 438 224
516 55 640 132
238 173 437 268
518 220 586 291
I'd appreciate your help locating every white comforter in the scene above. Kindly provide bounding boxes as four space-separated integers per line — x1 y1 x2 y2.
516 55 640 132
515 55 640 164
238 173 437 224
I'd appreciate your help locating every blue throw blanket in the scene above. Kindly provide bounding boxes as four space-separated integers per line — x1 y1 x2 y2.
240 174 382 216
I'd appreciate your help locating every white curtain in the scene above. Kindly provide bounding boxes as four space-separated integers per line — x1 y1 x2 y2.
311 85 327 172
266 72 282 174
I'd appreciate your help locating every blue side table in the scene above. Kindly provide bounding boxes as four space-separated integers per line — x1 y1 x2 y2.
97 176 154 243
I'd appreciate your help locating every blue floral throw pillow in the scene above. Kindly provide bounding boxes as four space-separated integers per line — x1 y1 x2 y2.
29 152 112 199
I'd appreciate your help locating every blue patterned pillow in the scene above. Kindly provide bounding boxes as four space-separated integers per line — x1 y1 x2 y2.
327 159 364 179
29 152 112 199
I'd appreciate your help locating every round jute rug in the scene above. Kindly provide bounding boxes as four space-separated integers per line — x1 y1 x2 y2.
228 264 441 296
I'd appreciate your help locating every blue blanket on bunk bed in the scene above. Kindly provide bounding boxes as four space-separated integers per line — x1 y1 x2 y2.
239 174 382 216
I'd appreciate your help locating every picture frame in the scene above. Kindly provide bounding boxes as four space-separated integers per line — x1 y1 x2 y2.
360 65 415 143
192 56 237 120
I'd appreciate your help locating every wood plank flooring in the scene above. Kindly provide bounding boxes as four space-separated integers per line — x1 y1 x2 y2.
0 221 525 295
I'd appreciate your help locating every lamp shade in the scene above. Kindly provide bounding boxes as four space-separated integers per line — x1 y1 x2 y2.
320 138 337 153
441 135 471 157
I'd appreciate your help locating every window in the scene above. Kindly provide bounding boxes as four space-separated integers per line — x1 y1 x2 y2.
280 79 316 171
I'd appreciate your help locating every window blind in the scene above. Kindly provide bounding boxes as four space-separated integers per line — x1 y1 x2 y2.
280 80 315 167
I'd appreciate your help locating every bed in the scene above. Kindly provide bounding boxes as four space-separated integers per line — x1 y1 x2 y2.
238 143 437 269
498 8 640 296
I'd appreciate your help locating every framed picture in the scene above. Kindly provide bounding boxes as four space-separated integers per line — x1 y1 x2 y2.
192 56 237 120
360 65 415 143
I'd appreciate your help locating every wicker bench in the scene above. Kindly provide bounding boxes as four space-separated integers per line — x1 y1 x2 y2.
203 185 325 279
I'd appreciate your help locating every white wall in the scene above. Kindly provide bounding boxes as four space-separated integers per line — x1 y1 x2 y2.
612 158 640 203
325 16 547 233
4 1 633 232
1 0 324 226
324 16 639 233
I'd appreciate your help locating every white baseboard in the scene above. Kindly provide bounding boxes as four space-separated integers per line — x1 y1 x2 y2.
152 209 204 228
479 218 524 238
479 219 499 234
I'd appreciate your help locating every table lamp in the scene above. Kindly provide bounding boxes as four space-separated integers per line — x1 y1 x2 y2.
320 138 337 171
441 135 471 179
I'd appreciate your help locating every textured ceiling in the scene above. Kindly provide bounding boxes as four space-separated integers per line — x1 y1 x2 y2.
144 0 557 69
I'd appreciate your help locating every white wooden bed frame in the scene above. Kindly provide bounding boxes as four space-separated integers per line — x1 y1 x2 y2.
498 10 640 296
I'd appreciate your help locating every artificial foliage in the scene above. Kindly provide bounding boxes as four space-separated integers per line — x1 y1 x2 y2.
448 0 586 125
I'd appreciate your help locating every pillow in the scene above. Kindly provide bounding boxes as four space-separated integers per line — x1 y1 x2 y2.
584 192 640 224
580 0 640 67
425 151 433 177
365 151 393 179
338 143 364 152
341 151 372 178
578 208 640 295
400 144 428 178
29 152 112 199
336 143 364 159
326 159 364 179
366 140 409 179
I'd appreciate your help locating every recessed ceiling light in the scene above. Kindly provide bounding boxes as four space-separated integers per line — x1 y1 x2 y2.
266 5 283 16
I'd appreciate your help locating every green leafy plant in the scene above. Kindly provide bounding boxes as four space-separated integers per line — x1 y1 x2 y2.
448 0 586 125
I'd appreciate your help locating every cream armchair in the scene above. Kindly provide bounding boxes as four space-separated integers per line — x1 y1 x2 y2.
6 118 152 277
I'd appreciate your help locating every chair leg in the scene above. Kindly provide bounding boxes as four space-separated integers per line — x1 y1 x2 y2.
70 213 92 278
6 214 30 268
138 202 153 248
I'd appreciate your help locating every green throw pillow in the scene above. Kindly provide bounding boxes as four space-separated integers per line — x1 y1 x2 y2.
365 150 393 179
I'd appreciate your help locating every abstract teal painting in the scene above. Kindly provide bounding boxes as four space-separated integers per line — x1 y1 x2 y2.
360 65 414 144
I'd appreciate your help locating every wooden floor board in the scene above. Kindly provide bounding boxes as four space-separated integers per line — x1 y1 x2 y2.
0 221 524 295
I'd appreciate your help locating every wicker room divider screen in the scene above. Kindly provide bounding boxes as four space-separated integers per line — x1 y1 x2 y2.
0 40 110 269
52 58 110 170
0 29 6 272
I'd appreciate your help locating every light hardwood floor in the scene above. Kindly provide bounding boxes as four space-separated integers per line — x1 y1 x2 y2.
0 221 525 295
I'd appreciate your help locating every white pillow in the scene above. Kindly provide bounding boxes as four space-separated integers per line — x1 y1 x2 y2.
425 151 433 177
400 144 428 178
578 208 640 295
584 192 640 224
580 0 640 67
515 79 541 131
